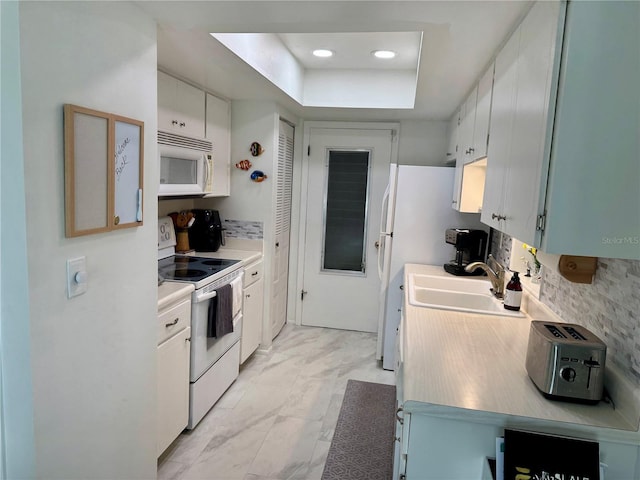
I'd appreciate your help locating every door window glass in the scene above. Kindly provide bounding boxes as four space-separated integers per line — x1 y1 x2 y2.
322 150 371 273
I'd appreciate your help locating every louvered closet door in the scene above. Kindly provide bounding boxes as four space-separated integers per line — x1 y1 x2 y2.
271 121 294 339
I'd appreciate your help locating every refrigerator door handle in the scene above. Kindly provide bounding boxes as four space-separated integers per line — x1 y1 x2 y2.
380 183 391 234
378 183 392 280
377 233 385 280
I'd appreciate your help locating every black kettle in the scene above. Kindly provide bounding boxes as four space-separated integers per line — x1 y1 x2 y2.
188 209 225 252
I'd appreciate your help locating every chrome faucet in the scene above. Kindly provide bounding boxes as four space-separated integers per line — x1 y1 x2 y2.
464 254 506 299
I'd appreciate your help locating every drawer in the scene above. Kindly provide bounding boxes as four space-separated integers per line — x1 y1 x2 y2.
158 298 191 345
244 260 263 288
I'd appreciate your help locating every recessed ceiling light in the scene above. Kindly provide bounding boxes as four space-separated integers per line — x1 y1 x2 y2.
372 50 396 59
313 49 334 58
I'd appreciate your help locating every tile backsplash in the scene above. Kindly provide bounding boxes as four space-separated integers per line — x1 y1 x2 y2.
489 230 512 267
223 219 263 240
490 234 640 383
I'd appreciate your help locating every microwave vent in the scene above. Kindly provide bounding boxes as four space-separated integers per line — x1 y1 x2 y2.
158 130 212 152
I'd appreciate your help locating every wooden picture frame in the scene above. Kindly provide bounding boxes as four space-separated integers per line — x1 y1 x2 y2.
64 104 144 237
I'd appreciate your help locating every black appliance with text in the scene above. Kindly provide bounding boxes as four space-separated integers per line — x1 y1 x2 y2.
188 209 225 252
443 228 488 276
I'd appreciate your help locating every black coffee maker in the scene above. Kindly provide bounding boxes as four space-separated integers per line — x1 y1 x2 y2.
188 209 225 252
443 228 488 276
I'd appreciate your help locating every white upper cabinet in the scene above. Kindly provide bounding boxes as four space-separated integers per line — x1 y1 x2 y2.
458 88 477 164
205 93 231 197
482 0 639 260
451 62 494 212
481 30 515 231
472 64 494 161
543 0 639 259
445 110 459 164
481 1 562 244
449 108 463 209
158 71 206 138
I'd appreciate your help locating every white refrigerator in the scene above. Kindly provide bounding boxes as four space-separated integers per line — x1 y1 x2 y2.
376 164 486 370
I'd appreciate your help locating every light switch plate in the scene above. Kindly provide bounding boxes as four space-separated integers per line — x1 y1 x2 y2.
67 256 88 299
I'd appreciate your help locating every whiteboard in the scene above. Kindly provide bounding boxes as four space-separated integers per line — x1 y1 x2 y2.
64 104 144 237
114 120 142 225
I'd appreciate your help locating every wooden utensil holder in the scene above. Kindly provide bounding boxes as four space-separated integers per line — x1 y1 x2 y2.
176 229 191 253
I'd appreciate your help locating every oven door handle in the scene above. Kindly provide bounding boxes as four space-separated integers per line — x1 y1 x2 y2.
194 290 217 304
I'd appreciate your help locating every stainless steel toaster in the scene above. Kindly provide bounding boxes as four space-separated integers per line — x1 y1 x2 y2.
525 321 606 403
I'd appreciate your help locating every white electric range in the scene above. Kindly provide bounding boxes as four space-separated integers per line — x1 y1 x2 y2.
158 216 244 429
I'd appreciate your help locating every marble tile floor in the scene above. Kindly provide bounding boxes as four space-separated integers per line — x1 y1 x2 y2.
158 324 396 480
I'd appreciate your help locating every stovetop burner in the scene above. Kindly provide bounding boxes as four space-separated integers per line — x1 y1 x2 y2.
175 257 200 263
201 259 230 266
158 255 241 287
173 269 207 278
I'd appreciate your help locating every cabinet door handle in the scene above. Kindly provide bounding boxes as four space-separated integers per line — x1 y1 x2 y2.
185 337 191 343
252 272 258 276
468 147 475 153
171 120 178 125
165 318 179 327
396 406 404 425
246 294 251 298
491 213 506 221
179 122 186 127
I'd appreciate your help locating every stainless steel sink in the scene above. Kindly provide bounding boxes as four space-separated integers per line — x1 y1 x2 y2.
407 273 525 317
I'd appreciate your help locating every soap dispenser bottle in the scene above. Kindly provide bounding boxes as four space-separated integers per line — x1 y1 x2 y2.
504 272 522 311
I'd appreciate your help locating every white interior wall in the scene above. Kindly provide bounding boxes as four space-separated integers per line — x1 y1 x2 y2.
397 119 450 166
200 100 279 348
201 100 301 346
19 2 158 477
303 69 417 109
0 2 36 477
159 198 196 218
213 33 305 103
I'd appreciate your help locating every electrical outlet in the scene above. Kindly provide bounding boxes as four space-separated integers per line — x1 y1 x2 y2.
67 256 88 299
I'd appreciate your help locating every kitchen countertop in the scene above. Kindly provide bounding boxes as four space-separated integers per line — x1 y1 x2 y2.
158 282 194 310
193 248 262 266
401 263 640 441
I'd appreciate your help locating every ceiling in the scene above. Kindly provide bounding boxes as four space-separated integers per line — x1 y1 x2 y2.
136 1 532 122
276 32 422 70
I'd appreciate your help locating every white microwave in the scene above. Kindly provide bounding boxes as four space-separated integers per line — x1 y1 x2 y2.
158 131 214 197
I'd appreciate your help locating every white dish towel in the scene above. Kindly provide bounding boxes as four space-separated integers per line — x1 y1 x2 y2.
231 273 244 317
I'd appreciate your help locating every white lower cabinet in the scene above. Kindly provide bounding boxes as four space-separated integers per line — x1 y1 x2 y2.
157 295 192 457
396 411 639 479
157 326 191 457
240 259 264 364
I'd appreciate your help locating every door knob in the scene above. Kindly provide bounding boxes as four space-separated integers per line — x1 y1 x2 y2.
375 241 380 249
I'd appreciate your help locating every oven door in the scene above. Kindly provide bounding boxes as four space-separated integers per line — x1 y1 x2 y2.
189 288 242 382
158 144 209 196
